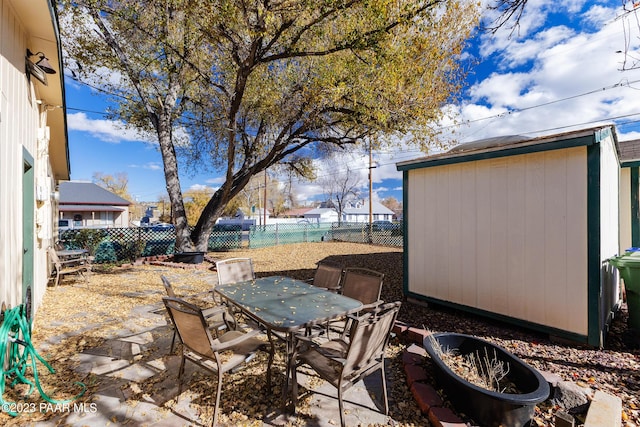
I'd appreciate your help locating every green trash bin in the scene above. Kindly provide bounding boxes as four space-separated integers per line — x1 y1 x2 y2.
609 254 640 331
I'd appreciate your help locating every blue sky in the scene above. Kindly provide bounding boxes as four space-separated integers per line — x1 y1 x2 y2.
63 0 640 205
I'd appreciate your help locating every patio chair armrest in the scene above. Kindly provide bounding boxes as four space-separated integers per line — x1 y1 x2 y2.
293 332 316 345
215 328 264 350
360 299 384 312
314 348 347 365
203 305 227 319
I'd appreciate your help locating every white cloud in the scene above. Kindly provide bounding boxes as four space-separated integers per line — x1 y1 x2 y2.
127 162 162 170
205 176 226 185
189 184 213 192
68 112 154 143
448 1 640 144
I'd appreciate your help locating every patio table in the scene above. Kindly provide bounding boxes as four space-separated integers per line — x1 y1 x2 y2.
214 275 363 406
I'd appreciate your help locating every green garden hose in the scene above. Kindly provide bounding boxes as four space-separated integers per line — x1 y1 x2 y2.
0 304 85 417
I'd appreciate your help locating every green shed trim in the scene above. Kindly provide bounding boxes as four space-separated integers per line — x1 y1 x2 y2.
402 171 410 297
397 133 598 171
405 294 589 344
633 168 640 248
586 142 601 347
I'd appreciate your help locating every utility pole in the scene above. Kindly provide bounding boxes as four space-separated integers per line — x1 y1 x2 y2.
263 169 268 227
369 143 373 228
368 142 377 242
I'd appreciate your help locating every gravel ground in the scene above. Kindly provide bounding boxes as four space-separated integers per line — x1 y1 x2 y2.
3 241 638 426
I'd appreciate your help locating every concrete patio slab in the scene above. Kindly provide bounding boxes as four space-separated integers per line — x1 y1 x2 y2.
33 299 394 427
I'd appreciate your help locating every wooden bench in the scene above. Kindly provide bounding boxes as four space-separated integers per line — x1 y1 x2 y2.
47 247 91 286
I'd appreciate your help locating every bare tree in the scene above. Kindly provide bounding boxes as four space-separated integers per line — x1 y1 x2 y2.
320 164 362 225
483 0 528 35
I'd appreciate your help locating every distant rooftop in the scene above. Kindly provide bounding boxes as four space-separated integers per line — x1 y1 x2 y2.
59 181 131 206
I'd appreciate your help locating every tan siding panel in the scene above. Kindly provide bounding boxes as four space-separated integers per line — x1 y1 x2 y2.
543 150 570 330
475 162 492 309
460 164 477 307
564 147 589 335
506 155 526 318
447 164 463 302
523 152 547 324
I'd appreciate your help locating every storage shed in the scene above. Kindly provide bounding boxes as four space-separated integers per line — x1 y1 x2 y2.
396 126 622 347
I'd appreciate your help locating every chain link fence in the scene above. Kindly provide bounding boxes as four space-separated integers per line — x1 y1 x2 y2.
248 223 332 248
328 222 403 247
58 225 243 263
58 222 403 263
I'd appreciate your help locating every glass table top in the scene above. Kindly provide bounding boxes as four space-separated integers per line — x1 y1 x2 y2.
214 276 363 332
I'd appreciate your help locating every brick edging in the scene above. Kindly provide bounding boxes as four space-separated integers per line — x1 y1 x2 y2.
393 321 466 426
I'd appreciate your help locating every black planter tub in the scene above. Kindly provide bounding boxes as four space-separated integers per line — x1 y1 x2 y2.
173 251 205 264
423 333 549 427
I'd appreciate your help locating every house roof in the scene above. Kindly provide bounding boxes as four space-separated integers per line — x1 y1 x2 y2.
344 201 394 215
282 207 313 217
304 208 338 216
59 181 131 206
397 125 618 171
14 0 69 180
59 204 127 212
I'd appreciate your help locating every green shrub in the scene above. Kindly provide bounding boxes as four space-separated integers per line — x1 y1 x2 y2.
94 240 118 263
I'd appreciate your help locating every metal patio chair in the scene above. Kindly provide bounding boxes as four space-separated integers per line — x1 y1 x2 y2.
163 296 273 427
161 275 229 353
215 258 255 285
308 262 343 293
327 267 385 337
291 301 401 427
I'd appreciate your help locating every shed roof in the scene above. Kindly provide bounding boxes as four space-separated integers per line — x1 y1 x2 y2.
59 181 131 206
397 125 618 171
618 139 640 165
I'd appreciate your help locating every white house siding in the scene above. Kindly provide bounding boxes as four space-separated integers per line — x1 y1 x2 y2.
601 133 620 258
599 133 621 332
620 167 631 253
407 146 590 336
1 0 60 316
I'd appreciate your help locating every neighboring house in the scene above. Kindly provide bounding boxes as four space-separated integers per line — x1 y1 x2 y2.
342 200 395 223
58 181 131 228
281 207 313 218
1 0 68 318
303 207 340 223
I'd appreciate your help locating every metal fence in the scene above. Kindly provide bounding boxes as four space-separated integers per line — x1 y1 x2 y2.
58 222 403 263
248 223 332 248
328 222 403 247
58 226 243 263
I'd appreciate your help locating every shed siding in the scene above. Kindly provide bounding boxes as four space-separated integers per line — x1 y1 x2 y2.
620 168 631 253
407 146 589 335
599 134 621 336
601 135 620 257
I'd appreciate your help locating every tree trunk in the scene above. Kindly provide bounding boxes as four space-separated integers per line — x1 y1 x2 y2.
157 117 193 252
